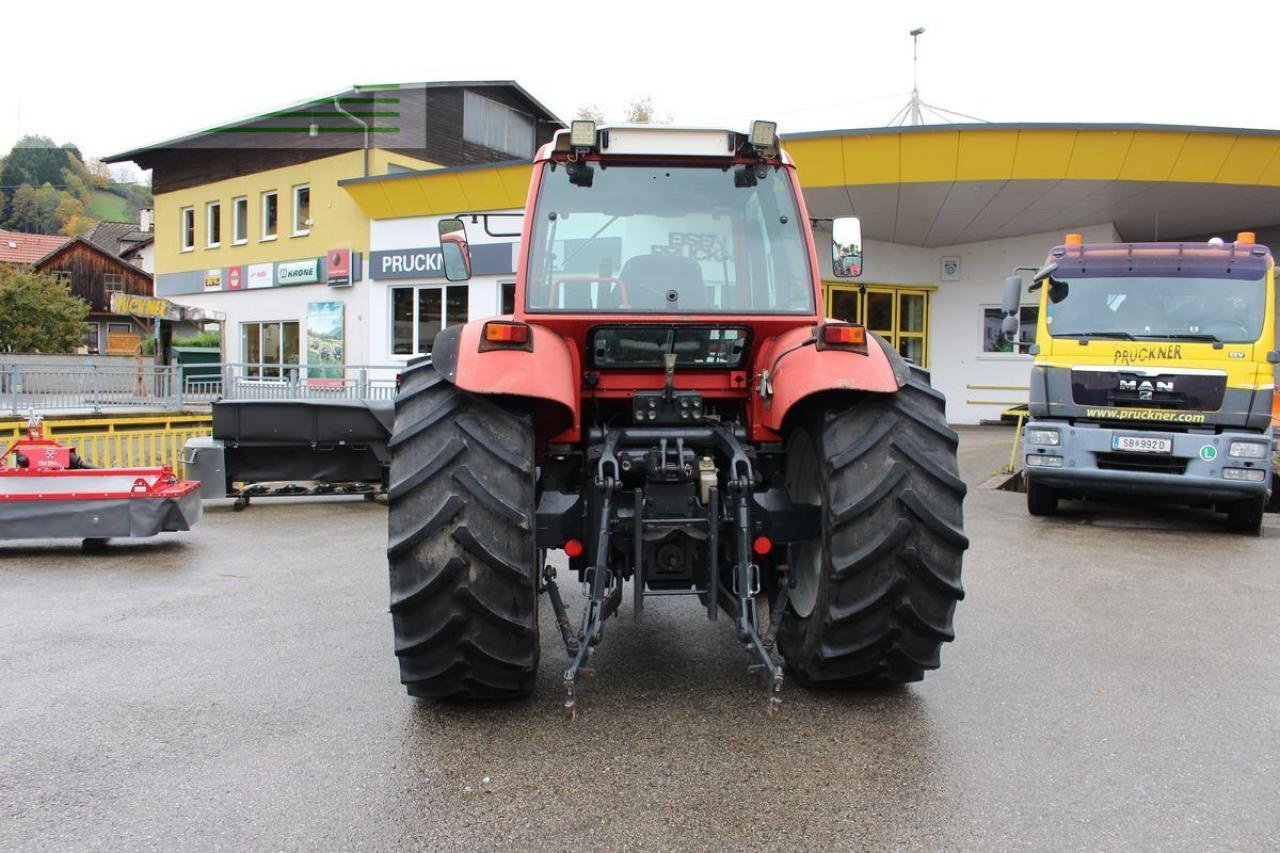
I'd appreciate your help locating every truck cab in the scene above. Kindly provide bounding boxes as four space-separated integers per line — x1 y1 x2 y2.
1002 233 1276 531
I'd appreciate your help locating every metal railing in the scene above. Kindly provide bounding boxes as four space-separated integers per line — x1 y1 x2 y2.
2 361 403 413
2 361 182 414
183 363 400 402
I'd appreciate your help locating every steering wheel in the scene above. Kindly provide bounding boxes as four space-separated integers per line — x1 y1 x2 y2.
551 276 630 309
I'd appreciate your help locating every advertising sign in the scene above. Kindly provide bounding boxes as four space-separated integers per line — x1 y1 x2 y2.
369 242 514 280
204 269 223 291
326 248 353 287
306 301 344 384
277 258 322 286
227 265 244 291
247 263 273 289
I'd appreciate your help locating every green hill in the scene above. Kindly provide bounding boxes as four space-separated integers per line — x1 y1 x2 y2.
88 189 129 220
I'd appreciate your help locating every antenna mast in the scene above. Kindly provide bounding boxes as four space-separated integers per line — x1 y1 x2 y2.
888 27 989 127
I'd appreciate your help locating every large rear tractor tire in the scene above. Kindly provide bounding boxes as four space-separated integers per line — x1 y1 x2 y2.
387 361 539 700
777 370 968 687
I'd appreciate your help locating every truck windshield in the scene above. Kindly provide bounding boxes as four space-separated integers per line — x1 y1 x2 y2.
1044 274 1267 344
525 163 813 314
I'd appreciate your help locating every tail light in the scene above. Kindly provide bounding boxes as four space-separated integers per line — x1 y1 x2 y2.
816 322 868 354
479 320 533 352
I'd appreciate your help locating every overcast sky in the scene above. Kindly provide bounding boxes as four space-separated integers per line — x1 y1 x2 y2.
5 0 1280 174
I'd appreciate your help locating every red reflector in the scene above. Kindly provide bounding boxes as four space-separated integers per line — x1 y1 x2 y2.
564 538 584 558
483 321 530 344
822 324 866 346
752 536 773 556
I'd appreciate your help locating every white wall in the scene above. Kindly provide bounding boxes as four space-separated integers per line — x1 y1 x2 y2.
164 273 374 367
815 221 1120 423
368 213 517 366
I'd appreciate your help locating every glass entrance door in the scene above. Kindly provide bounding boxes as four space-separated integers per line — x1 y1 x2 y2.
825 284 931 367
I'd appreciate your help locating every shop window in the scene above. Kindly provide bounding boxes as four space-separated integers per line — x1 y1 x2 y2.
501 281 516 315
463 91 534 159
104 273 125 294
81 322 100 354
242 320 301 378
827 284 931 367
391 284 469 355
261 191 278 240
206 201 221 247
180 206 195 251
293 185 310 236
983 306 1038 353
232 196 248 244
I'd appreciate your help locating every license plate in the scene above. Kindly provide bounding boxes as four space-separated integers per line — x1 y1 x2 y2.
1111 434 1172 454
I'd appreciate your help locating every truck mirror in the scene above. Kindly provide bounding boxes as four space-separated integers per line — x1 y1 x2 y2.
1001 275 1024 343
1001 313 1020 343
1002 275 1023 315
831 216 863 278
438 218 472 281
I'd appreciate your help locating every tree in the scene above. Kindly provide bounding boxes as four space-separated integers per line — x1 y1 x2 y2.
625 97 655 124
575 104 605 123
62 172 93 206
55 195 86 234
6 183 40 231
85 158 115 189
0 135 70 191
60 214 96 237
0 265 90 353
0 187 6 225
36 183 62 234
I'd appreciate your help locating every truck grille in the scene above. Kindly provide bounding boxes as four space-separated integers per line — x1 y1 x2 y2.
1094 452 1188 475
1071 370 1225 411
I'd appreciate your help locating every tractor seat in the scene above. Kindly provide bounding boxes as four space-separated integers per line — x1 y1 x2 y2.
619 254 706 310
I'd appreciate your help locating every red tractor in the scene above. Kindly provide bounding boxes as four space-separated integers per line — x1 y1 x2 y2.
388 121 968 717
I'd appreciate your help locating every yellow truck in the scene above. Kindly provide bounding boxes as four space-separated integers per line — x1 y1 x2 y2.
1001 232 1276 532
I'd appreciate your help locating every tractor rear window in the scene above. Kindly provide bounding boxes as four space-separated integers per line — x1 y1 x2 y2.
525 163 813 314
590 326 749 369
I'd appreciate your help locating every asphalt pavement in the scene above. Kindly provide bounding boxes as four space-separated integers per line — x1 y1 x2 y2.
2 426 1278 852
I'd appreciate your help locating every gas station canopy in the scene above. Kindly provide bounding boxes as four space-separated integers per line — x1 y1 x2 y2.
341 123 1280 247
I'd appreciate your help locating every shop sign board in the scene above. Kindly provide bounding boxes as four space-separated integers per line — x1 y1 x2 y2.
247 263 273 289
277 258 322 286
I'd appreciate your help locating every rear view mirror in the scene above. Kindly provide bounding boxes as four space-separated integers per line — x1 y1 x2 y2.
438 218 472 281
1001 275 1023 341
831 216 863 278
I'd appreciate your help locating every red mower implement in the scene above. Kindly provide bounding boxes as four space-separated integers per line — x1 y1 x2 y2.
1 413 202 547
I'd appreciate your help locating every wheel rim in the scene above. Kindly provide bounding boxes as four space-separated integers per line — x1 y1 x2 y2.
785 429 822 618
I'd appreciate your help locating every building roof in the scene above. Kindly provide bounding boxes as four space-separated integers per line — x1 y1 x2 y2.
0 229 72 265
105 80 563 163
84 220 152 256
32 236 154 279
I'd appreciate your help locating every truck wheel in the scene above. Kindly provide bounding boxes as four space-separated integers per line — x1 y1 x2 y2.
777 372 968 687
387 362 539 700
1026 477 1059 516
1223 495 1265 533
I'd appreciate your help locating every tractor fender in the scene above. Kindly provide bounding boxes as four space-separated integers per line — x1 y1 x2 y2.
430 321 579 435
754 327 908 434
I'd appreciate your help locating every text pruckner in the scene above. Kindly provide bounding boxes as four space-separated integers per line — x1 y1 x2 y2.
380 252 442 275
1113 345 1183 365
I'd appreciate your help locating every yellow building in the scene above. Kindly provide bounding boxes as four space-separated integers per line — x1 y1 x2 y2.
106 81 562 370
